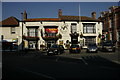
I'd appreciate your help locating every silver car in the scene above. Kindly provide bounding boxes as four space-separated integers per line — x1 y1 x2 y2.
87 43 98 53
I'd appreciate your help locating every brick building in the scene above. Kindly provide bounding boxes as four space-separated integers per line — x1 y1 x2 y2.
99 6 120 47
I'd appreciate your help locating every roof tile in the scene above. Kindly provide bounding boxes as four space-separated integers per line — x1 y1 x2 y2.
0 16 19 26
24 18 61 21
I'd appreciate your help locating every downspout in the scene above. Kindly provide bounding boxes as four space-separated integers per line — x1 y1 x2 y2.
21 13 23 50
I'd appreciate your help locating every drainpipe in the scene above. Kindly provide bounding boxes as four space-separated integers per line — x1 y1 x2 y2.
21 13 23 50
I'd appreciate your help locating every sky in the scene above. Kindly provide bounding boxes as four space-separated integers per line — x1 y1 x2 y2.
1 2 119 21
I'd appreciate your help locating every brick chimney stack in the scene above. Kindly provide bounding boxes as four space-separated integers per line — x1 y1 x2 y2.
58 9 62 18
23 10 27 20
92 12 96 19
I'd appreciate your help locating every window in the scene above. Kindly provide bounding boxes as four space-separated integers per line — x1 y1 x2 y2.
11 27 15 34
47 33 56 37
27 28 38 37
85 37 96 46
109 18 113 28
71 23 77 33
83 23 96 33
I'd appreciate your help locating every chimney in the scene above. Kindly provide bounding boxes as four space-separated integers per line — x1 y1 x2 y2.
58 9 62 18
91 12 96 19
23 10 27 20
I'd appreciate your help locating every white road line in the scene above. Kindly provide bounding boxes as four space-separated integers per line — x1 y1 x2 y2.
17 67 55 80
81 58 88 65
55 57 60 62
111 60 120 64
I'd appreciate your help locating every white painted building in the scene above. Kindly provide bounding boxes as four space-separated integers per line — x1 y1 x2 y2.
0 10 102 51
0 17 22 51
21 10 102 50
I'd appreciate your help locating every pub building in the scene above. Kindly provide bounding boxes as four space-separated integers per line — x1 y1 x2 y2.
0 9 102 51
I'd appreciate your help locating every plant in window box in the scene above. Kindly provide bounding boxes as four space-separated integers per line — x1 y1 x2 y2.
42 36 58 41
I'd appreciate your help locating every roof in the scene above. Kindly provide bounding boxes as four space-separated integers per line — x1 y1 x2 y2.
0 16 19 26
60 15 101 22
24 15 101 22
24 18 61 22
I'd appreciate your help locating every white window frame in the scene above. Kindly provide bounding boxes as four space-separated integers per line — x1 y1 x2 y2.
83 23 96 33
11 27 15 34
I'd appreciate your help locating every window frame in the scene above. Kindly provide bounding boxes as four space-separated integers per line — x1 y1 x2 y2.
83 23 96 34
27 28 38 37
11 27 16 34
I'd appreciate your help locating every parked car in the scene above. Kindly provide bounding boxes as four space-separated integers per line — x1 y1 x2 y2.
69 44 81 53
47 44 64 56
58 45 64 53
99 41 116 52
86 43 98 53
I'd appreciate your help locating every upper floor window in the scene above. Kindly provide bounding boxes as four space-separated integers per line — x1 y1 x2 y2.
46 33 56 37
11 27 15 34
109 17 113 28
27 28 38 37
71 23 77 33
83 23 96 33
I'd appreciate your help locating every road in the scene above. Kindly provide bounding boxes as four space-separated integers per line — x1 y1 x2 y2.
2 50 120 80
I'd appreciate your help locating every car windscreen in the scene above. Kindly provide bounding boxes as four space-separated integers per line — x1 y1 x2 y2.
103 43 113 46
71 45 79 48
88 43 97 47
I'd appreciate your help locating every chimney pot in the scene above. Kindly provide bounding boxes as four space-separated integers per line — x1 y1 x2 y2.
23 10 27 20
92 12 96 19
58 9 62 18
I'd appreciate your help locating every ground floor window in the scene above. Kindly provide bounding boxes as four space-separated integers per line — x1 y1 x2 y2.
46 41 55 48
28 41 38 49
84 37 96 46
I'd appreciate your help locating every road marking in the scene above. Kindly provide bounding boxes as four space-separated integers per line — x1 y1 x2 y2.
17 67 56 80
55 57 60 62
110 60 120 64
81 58 88 65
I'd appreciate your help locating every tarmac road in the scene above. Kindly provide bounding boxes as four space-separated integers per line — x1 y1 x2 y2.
2 50 120 80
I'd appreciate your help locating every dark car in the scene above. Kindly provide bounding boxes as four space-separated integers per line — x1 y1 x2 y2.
47 44 64 56
59 45 64 53
99 41 116 52
87 43 98 53
69 44 81 53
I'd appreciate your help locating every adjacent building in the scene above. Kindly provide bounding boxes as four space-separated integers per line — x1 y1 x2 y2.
0 17 22 51
99 6 120 47
0 9 103 51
